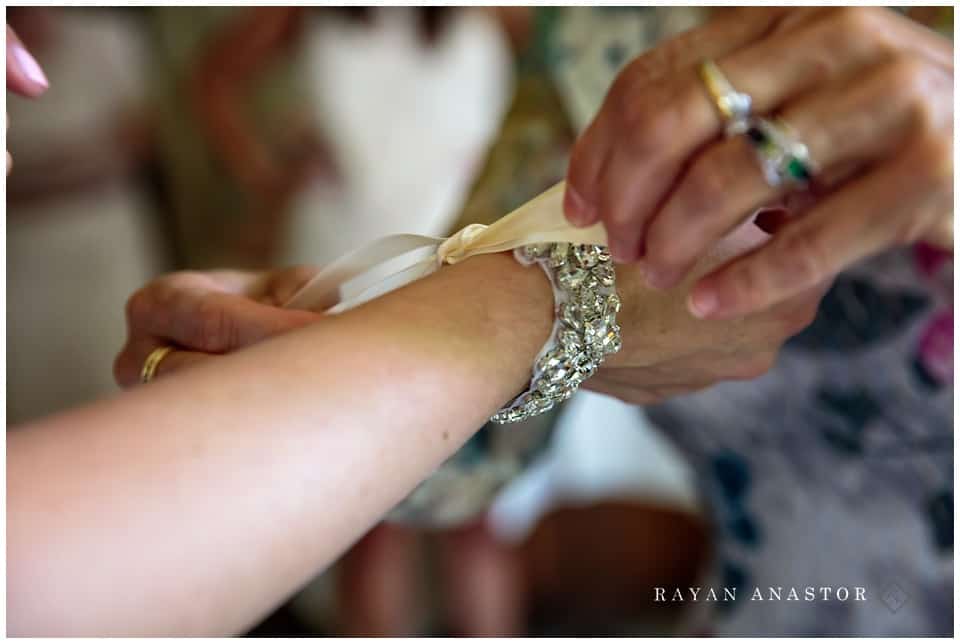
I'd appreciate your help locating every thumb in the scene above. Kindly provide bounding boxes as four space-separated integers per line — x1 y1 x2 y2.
152 291 323 354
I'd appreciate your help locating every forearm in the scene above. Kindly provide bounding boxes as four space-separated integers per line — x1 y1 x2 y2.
7 253 551 636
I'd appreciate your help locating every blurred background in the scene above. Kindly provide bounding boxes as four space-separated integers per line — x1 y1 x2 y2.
6 5 952 637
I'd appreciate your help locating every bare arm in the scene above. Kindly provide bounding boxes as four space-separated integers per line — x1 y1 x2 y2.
7 252 552 636
9 219 825 636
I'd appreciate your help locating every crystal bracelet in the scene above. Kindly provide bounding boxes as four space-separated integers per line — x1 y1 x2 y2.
490 242 622 424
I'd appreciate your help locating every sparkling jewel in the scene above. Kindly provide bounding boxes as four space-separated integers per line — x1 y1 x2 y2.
576 288 603 312
786 157 811 182
545 360 570 382
594 264 616 287
572 244 602 268
605 293 622 315
491 241 622 424
549 243 571 267
520 243 551 262
537 378 565 397
537 349 565 373
557 266 589 290
560 303 582 331
559 328 581 351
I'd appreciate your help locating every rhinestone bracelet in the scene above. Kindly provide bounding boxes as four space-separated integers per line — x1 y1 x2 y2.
490 242 622 424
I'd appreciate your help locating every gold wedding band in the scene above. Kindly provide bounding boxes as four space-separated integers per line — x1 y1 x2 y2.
140 346 174 384
698 59 752 133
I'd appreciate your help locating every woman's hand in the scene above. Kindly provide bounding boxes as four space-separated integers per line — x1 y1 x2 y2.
591 217 826 405
564 6 952 320
113 267 323 387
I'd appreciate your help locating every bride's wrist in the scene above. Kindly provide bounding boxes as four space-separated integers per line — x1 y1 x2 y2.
456 245 625 423
435 252 554 385
355 250 553 397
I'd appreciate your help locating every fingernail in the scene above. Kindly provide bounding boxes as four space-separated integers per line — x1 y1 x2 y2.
688 288 718 319
11 44 48 89
563 184 596 227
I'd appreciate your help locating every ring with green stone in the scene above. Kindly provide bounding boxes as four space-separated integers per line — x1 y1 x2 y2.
743 117 815 188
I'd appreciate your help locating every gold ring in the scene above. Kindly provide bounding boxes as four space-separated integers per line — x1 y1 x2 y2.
140 346 174 384
698 59 752 133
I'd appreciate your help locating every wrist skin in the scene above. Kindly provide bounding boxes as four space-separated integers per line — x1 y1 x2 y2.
7 251 555 636
373 251 556 405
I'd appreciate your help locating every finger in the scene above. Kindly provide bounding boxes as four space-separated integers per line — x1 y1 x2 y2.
6 26 48 96
597 147 677 263
126 283 321 354
564 7 793 228
259 264 322 305
571 8 944 260
201 269 270 295
689 137 951 319
720 7 951 118
641 54 946 289
563 119 606 227
198 266 321 304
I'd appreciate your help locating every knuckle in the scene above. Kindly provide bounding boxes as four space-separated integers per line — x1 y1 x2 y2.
195 297 234 352
643 228 679 269
683 157 728 214
776 227 830 287
885 57 942 131
645 219 698 273
125 288 153 325
829 6 877 38
619 106 657 152
913 135 953 180
614 84 679 154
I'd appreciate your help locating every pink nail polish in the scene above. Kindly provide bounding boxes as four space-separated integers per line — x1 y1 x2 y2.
12 44 48 89
688 289 718 319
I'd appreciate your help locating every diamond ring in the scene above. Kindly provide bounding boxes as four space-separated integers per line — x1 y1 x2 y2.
742 117 815 188
698 59 752 135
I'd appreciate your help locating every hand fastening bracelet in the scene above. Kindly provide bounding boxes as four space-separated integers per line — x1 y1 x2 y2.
490 242 622 424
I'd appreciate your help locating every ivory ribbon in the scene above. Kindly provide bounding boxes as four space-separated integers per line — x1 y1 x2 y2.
283 181 608 314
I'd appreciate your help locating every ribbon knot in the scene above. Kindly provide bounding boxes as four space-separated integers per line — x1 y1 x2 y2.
283 181 607 314
437 223 489 265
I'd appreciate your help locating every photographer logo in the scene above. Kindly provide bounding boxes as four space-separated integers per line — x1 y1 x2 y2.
654 586 867 603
